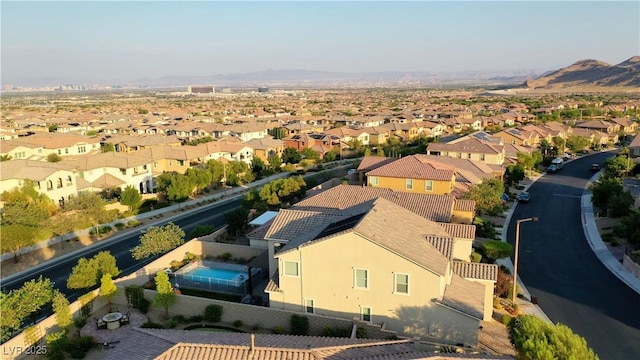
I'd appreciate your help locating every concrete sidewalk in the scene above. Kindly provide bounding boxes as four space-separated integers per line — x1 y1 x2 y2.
499 167 640 324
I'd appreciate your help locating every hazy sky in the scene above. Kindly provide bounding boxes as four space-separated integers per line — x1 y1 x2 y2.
2 1 639 85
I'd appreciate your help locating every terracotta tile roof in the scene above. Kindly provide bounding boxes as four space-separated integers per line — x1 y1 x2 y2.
156 343 316 360
62 151 152 170
15 132 101 149
437 223 475 240
265 209 341 241
357 156 397 172
575 120 613 130
453 199 476 213
426 236 455 259
89 173 126 189
246 219 274 240
438 273 485 319
0 159 75 181
294 185 456 222
452 261 498 282
427 138 502 155
365 155 456 181
630 133 640 148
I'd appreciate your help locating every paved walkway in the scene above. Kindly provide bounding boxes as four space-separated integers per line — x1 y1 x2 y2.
80 308 148 345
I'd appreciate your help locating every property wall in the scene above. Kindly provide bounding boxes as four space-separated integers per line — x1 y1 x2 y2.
623 254 640 279
451 209 474 225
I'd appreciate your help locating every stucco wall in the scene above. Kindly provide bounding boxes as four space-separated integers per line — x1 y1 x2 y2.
623 254 640 279
368 176 453 195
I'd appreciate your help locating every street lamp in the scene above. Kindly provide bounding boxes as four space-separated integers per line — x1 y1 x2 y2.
512 216 538 304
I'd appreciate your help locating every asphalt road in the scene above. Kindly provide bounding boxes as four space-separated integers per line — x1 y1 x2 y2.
1 197 243 303
507 152 640 359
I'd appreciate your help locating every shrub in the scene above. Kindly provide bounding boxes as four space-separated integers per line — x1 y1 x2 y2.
204 304 223 322
138 297 150 314
502 314 513 326
99 225 112 234
167 319 179 329
73 317 87 329
127 220 141 227
234 257 247 264
290 314 309 335
233 320 243 328
141 321 165 329
272 326 284 334
252 323 260 331
482 240 513 262
322 326 351 338
470 252 482 263
114 223 126 230
356 326 368 339
187 315 204 323
217 252 232 261
172 315 188 324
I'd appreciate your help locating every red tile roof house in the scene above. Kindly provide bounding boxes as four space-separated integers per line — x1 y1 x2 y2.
575 120 620 134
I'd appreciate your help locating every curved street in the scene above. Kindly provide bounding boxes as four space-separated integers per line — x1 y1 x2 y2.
507 152 640 359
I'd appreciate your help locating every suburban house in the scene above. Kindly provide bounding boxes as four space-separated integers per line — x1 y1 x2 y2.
575 120 620 134
361 126 392 146
324 127 371 146
610 117 638 134
0 140 44 160
9 133 102 158
62 151 155 194
493 128 537 146
0 160 79 207
629 133 640 158
426 136 506 166
243 137 285 162
109 135 183 153
358 155 498 197
264 196 496 346
283 133 341 158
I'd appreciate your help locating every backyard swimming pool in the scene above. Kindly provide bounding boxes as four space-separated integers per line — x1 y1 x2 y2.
173 261 259 295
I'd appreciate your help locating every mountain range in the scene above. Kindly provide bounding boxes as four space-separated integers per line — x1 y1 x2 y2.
523 56 640 89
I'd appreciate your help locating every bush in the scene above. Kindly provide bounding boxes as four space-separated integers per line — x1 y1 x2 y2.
470 252 482 263
502 314 513 326
356 326 368 339
73 317 87 329
272 326 284 334
114 223 126 230
99 225 112 234
290 314 309 335
172 315 188 324
204 304 223 322
141 321 165 329
322 326 351 338
188 315 204 323
127 220 141 227
217 252 232 261
252 323 260 331
167 319 179 329
138 297 150 314
233 320 243 328
482 240 513 262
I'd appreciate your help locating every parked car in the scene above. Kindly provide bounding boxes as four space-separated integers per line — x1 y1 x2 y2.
591 163 600 172
517 192 530 202
547 164 559 173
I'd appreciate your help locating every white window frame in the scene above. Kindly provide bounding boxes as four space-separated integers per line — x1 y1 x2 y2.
305 299 315 314
369 176 379 186
425 180 433 192
405 179 413 190
283 261 299 277
354 268 368 289
361 306 372 322
394 273 409 295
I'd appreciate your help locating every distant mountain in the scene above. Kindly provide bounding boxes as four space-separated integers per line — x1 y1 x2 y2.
524 56 640 89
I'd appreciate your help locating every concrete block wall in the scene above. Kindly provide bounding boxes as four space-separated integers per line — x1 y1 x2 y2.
623 254 640 279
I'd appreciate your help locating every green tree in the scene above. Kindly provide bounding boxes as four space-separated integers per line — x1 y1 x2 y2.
376 146 385 157
348 138 364 156
189 224 215 239
67 251 120 289
604 155 634 179
157 172 193 202
1 276 54 342
131 222 186 260
120 185 142 211
251 157 267 176
48 124 58 132
268 127 287 139
67 191 115 234
383 137 403 156
505 164 525 186
464 178 505 216
607 191 634 218
552 136 565 153
0 224 37 263
509 315 598 360
539 139 553 158
614 210 640 247
47 153 62 162
516 151 536 170
225 161 254 186
302 147 320 162
205 159 225 184
0 154 12 161
565 135 591 152
154 271 176 319
224 208 250 236
52 290 72 331
185 167 213 194
324 150 338 162
590 177 623 212
100 274 119 313
267 154 282 171
363 147 372 156
282 147 302 164
101 143 115 152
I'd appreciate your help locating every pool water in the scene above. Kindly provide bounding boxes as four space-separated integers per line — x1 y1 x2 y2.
187 267 246 282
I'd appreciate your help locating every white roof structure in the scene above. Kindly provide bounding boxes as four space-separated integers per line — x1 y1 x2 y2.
249 211 279 226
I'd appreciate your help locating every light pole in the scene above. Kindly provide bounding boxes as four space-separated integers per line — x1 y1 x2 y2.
512 216 538 304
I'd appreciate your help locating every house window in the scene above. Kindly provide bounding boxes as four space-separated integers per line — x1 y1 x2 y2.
425 180 433 192
361 306 372 322
120 169 127 175
56 178 63 188
457 152 462 158
480 154 486 161
58 150 62 155
47 180 53 190
66 175 73 186
369 176 379 186
467 153 471 159
305 299 315 314
283 261 299 277
133 167 139 174
354 268 368 289
65 149 69 154
143 165 148 170
178 160 185 166
405 179 413 190
394 273 409 294
78 146 86 153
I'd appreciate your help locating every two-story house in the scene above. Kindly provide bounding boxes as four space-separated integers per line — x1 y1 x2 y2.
264 197 496 346
243 138 284 162
426 137 505 166
0 160 78 206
